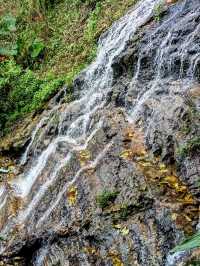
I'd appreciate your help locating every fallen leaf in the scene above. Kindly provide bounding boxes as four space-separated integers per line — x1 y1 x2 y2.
120 149 133 159
67 186 77 206
79 150 91 166
121 227 129 236
113 224 121 229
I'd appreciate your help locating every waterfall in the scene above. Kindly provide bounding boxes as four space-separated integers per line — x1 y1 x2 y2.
0 0 199 265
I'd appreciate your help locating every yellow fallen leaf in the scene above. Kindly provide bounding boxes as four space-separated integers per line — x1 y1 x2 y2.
176 185 187 193
138 162 152 167
84 246 97 255
164 175 178 184
112 257 124 266
184 214 192 222
109 251 124 266
67 186 77 206
182 194 194 204
159 169 169 174
79 150 91 166
120 227 129 236
171 213 178 221
159 163 166 170
120 150 133 159
127 132 134 138
113 224 121 229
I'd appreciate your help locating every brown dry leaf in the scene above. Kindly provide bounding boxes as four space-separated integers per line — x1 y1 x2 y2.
67 186 77 206
181 194 194 204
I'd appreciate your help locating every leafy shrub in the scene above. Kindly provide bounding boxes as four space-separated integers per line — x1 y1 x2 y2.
96 190 119 209
0 60 64 130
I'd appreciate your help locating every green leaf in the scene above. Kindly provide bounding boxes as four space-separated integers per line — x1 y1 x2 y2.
0 235 6 241
0 44 18 56
30 39 45 58
172 231 200 253
0 14 16 35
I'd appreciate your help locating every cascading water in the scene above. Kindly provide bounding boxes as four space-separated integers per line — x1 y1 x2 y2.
0 0 199 265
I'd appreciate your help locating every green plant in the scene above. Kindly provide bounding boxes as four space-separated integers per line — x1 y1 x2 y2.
154 1 165 22
172 231 200 253
30 38 45 58
0 14 16 35
84 2 101 42
186 259 200 266
0 59 65 131
177 137 200 158
196 179 200 188
118 204 133 220
96 190 119 209
0 235 6 241
0 0 138 136
186 260 200 266
0 14 17 56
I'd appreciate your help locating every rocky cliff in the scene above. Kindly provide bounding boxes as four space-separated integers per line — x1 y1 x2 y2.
0 0 199 265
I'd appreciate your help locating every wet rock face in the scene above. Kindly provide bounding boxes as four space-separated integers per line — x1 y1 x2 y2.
0 0 200 265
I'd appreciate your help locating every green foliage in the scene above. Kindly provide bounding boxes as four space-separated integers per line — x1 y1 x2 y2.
84 3 101 42
178 137 200 158
96 190 119 209
118 204 133 220
0 14 17 56
196 179 200 188
0 0 137 135
186 260 200 266
0 60 64 130
0 45 18 56
0 14 16 36
154 1 165 22
30 38 45 58
172 231 200 253
0 235 6 241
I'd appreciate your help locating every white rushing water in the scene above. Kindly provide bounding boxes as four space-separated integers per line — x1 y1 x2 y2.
0 0 199 264
0 1 162 248
7 0 160 207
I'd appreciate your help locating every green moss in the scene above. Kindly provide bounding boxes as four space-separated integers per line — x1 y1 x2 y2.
96 190 119 209
178 137 200 158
